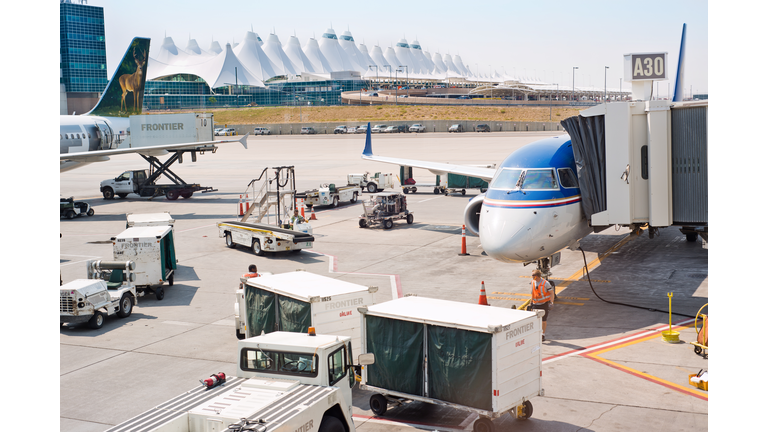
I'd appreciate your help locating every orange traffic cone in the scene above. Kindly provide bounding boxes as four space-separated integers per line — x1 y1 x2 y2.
309 206 317 220
459 225 469 256
478 281 489 306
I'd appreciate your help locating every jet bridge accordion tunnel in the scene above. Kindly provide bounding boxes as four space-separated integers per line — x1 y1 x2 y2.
560 100 707 237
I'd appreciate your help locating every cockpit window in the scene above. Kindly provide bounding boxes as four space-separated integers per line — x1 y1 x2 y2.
521 169 558 190
490 168 523 189
557 168 578 188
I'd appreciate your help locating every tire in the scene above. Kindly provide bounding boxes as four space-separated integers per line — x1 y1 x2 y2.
359 219 367 228
473 417 495 432
166 189 180 200
406 214 414 224
168 273 174 286
252 239 264 256
433 188 440 194
686 232 698 242
66 210 76 219
88 310 105 329
332 196 339 208
367 183 377 193
117 293 133 318
117 193 128 199
694 346 702 355
181 190 193 199
86 208 95 216
518 400 533 420
102 188 114 200
461 189 466 196
369 394 388 416
318 415 345 432
351 192 358 203
225 232 237 248
410 187 417 193
403 188 409 194
155 286 165 300
383 219 394 230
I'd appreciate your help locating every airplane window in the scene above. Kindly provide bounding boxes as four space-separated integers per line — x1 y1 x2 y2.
65 134 69 139
490 168 523 189
521 169 558 190
60 134 63 140
558 168 579 188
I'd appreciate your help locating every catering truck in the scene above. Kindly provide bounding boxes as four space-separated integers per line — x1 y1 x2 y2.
358 296 545 432
236 271 377 359
105 331 375 432
112 221 176 300
299 183 361 208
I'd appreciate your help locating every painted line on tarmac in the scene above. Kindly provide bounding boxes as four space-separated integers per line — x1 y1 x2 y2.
353 414 469 432
417 196 444 204
304 250 403 300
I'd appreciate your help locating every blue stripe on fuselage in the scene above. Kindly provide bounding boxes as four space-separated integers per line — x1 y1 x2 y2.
486 135 580 202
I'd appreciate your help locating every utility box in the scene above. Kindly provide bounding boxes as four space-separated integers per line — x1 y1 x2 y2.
127 113 214 148
359 296 544 426
238 271 378 359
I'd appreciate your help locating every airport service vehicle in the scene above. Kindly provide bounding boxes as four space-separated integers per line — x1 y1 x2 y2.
112 222 176 300
409 124 425 132
218 220 315 256
235 271 377 357
359 192 413 229
60 196 94 219
448 123 464 132
334 125 347 134
347 172 395 193
359 296 545 432
100 169 215 200
216 127 236 136
60 260 137 329
346 126 358 133
371 124 387 133
106 331 375 432
476 124 491 132
253 126 271 135
300 126 316 134
300 183 361 208
444 173 489 196
355 125 368 133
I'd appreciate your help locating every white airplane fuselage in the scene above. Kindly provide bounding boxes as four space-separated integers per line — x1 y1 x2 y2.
59 115 128 172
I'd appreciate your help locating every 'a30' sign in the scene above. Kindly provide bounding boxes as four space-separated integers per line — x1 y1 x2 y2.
625 53 667 81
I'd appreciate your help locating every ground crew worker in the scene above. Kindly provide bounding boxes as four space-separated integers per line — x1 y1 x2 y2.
241 264 260 289
290 209 305 227
530 269 554 341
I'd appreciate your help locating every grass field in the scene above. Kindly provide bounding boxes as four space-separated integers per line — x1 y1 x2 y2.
174 105 582 124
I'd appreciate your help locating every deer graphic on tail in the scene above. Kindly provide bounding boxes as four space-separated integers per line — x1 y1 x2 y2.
119 47 146 113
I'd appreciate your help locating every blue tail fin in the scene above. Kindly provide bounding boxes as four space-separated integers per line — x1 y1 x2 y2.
88 37 151 117
672 24 687 102
363 122 373 156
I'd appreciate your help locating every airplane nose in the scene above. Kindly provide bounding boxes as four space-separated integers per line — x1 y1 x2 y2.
479 206 534 263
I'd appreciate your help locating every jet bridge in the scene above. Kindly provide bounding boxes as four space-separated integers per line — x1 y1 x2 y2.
561 99 708 243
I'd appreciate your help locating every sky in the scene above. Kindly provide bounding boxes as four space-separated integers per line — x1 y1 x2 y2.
87 0 709 97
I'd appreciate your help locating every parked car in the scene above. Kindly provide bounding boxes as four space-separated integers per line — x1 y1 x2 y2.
356 125 368 133
253 127 271 135
216 128 236 136
448 124 464 133
395 125 409 133
347 126 358 133
372 124 387 133
334 125 347 134
409 124 425 133
476 124 490 132
300 127 316 134
384 126 398 133
214 128 223 135
458 95 471 100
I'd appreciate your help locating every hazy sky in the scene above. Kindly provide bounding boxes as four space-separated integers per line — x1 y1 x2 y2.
86 0 708 97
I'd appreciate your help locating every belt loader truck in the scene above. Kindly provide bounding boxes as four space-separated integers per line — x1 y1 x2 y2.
299 183 361 208
106 330 375 432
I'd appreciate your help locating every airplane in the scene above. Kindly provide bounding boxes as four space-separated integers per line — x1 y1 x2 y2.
60 37 247 173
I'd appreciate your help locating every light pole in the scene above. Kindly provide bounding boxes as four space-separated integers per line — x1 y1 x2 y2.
399 65 408 97
572 67 578 103
604 66 609 103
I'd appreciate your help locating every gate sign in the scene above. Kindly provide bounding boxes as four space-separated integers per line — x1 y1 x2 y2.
624 53 667 81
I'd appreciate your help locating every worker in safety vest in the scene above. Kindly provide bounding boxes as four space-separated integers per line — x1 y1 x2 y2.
241 264 260 289
530 269 554 341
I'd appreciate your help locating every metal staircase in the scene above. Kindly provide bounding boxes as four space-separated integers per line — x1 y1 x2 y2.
240 167 297 225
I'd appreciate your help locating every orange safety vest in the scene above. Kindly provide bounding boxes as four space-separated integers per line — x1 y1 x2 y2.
243 272 260 279
531 279 552 305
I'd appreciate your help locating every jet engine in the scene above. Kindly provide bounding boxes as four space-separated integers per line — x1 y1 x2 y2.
463 194 485 235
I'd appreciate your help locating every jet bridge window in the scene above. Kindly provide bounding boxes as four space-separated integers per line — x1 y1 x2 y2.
489 168 523 189
557 168 579 188
522 169 558 190
240 348 318 378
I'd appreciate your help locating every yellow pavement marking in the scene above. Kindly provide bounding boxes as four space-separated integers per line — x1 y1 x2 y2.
519 276 611 283
555 301 585 306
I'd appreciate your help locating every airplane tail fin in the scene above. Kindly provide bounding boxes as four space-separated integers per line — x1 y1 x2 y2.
87 37 151 117
363 122 373 157
672 23 687 102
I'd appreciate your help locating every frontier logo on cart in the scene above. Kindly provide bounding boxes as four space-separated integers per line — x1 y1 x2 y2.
505 322 535 340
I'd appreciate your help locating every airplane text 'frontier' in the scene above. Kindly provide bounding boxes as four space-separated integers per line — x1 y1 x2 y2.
324 297 364 310
141 123 185 131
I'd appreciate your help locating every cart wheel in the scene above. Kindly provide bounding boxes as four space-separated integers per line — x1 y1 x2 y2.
383 219 394 230
181 190 193 199
87 208 95 216
367 183 377 193
403 188 409 194
369 394 388 416
117 293 133 318
406 214 414 224
410 187 417 193
359 219 367 228
252 239 264 256
433 187 440 194
225 233 237 248
168 273 174 286
473 417 495 432
351 192 358 203
516 400 533 420
66 210 76 219
166 189 180 200
102 187 115 200
694 346 702 355
155 286 165 300
88 310 105 329
333 196 339 208
461 189 466 196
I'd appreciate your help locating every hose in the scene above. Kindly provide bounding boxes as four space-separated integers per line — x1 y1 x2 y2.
578 247 697 318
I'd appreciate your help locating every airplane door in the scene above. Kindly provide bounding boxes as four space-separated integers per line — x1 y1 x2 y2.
134 171 146 193
96 121 115 150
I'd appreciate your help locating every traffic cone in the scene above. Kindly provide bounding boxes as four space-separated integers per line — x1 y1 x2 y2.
238 195 244 217
478 281 489 306
458 225 469 256
309 206 317 220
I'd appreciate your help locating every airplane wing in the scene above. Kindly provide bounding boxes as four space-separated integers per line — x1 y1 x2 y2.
361 124 496 180
61 133 249 163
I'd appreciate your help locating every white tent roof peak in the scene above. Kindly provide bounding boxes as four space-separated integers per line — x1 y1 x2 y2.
232 31 278 81
303 37 333 73
263 33 298 76
209 40 222 55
